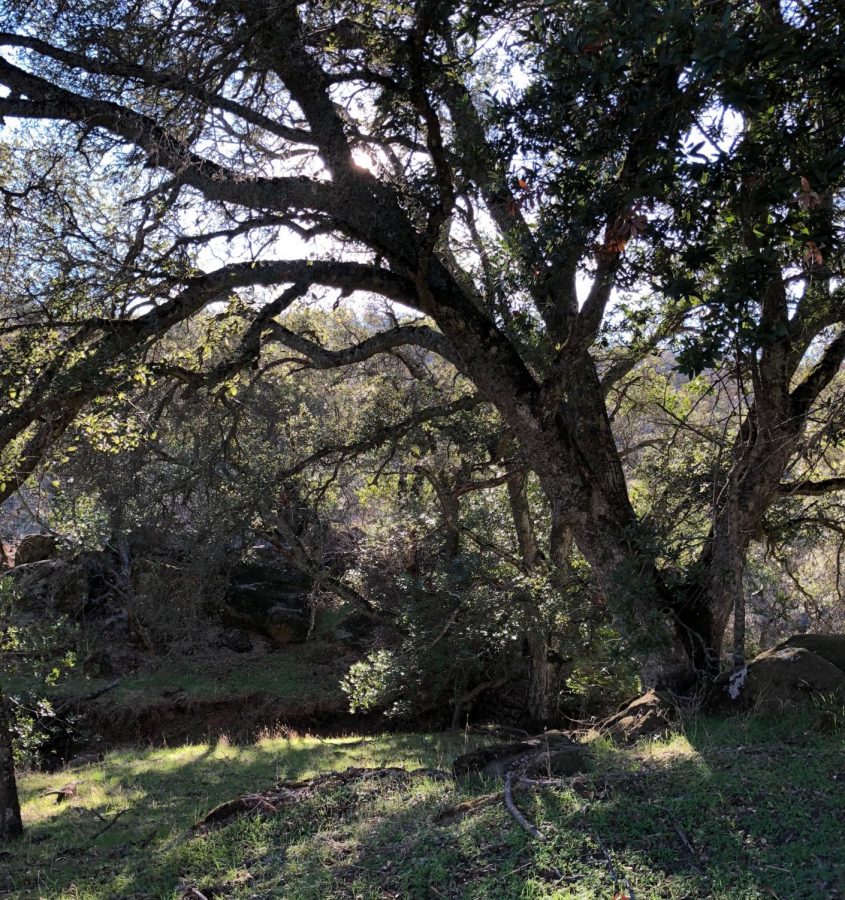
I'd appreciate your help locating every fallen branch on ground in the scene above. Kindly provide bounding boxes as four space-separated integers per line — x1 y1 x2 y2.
90 808 129 840
41 781 82 804
595 831 636 900
673 821 697 859
503 771 545 841
53 679 121 716
194 766 451 830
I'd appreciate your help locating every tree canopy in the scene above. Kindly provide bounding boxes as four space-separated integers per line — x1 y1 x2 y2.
1 0 844 685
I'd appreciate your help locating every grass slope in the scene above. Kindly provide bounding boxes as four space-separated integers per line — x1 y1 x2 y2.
4 713 844 899
5 640 355 750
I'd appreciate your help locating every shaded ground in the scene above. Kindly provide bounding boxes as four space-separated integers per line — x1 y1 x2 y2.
4 708 844 899
75 639 360 745
4 638 362 758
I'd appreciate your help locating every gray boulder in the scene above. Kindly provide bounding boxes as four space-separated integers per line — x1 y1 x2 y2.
774 633 845 674
741 645 845 709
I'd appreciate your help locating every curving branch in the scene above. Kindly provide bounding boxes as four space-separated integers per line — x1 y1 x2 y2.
234 2 354 175
790 328 845 417
279 394 484 480
265 322 462 372
0 57 335 216
0 260 422 461
600 304 692 394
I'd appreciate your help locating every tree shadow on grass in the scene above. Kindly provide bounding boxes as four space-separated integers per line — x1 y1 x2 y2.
8 731 476 899
187 717 844 900
10 720 842 899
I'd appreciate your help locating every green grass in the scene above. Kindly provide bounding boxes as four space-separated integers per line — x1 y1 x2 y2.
3 641 352 754
39 640 348 706
5 712 845 899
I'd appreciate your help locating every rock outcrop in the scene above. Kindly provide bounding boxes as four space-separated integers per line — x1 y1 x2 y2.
698 633 845 712
774 633 845 673
602 689 673 741
222 562 312 645
14 533 58 566
732 639 845 710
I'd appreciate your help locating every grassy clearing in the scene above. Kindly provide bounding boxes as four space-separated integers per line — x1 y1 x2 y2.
4 712 845 899
6 604 356 710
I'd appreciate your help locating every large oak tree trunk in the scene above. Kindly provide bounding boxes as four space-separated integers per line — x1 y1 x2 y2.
505 467 557 725
0 687 23 841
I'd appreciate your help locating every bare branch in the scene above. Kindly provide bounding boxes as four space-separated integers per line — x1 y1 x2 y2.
265 322 462 372
777 477 845 496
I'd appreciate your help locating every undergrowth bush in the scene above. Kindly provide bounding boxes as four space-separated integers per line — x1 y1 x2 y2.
0 579 79 767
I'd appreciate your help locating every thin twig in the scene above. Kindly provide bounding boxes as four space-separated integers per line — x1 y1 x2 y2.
595 831 636 900
504 771 544 841
53 679 120 715
91 808 128 840
673 821 697 859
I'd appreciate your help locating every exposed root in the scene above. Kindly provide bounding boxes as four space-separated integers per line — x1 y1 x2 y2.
194 766 451 831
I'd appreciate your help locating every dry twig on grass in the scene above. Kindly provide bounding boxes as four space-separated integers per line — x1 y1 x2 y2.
41 781 82 804
195 766 451 830
90 808 129 841
503 771 545 841
595 831 636 900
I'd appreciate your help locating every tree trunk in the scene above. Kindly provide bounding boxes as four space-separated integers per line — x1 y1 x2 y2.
525 628 553 727
505 467 557 725
417 466 461 559
0 687 23 841
505 469 540 570
732 581 746 671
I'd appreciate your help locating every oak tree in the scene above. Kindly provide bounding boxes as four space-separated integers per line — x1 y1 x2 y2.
1 0 844 691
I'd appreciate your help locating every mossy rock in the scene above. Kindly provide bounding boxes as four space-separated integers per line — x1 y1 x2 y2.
602 689 673 741
774 634 845 674
742 645 845 710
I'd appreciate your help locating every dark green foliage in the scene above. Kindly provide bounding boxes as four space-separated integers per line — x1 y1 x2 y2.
0 580 80 768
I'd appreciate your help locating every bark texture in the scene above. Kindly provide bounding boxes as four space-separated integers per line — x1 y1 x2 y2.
0 689 23 841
